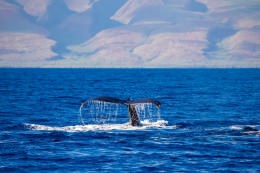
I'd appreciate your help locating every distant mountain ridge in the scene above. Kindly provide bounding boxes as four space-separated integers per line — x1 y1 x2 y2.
0 0 259 67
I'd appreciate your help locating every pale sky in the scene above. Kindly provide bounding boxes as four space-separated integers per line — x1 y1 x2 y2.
0 0 259 67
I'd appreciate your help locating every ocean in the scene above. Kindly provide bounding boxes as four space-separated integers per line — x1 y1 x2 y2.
0 68 259 172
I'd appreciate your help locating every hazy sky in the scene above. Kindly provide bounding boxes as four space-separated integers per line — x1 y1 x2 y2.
0 0 259 67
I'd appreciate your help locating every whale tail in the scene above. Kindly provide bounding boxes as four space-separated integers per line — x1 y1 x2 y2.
128 104 140 126
81 97 161 126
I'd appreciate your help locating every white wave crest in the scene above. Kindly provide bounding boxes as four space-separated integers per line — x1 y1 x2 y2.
25 120 175 132
229 125 259 135
229 125 244 130
229 125 258 130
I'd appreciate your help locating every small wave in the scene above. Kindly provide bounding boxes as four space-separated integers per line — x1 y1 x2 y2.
229 125 258 130
229 125 244 130
229 125 259 134
25 120 175 132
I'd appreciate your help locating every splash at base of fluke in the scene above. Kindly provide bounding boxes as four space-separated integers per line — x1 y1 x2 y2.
79 97 161 126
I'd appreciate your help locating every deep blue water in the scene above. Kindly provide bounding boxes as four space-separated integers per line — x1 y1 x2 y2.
0 68 259 172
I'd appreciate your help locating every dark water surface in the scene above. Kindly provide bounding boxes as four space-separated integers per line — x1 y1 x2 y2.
0 68 259 172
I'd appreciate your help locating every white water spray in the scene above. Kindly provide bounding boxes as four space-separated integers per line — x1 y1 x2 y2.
25 98 170 132
79 101 161 125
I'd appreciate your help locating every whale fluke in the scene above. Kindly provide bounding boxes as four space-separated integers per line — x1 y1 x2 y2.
81 97 161 126
125 98 160 107
83 96 125 105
